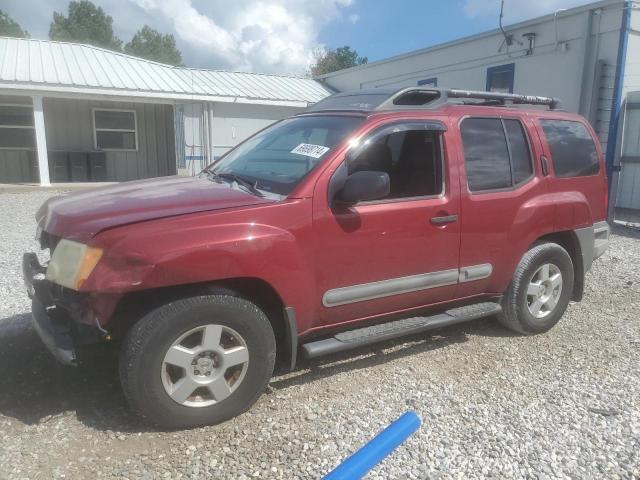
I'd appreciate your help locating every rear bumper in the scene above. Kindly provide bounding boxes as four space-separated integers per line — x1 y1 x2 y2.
23 253 102 366
593 221 610 261
574 221 610 273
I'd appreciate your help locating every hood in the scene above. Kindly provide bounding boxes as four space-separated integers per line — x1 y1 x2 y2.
37 175 274 242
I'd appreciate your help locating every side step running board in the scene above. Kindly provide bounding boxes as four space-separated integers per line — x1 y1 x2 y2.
302 302 502 359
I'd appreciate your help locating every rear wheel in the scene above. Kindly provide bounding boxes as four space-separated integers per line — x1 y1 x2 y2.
119 295 276 428
498 243 574 335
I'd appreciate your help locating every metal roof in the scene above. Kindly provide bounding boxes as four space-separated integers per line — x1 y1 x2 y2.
0 37 332 107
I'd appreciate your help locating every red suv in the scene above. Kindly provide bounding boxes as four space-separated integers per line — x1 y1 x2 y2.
23 88 610 428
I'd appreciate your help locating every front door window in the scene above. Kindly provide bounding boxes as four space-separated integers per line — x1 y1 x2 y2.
348 128 443 200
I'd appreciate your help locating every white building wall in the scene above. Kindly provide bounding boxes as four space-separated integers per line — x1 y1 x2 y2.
209 103 301 159
175 101 302 175
319 0 627 148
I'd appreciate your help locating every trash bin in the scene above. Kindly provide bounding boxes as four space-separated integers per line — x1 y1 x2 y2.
69 152 89 182
88 152 107 181
48 152 70 182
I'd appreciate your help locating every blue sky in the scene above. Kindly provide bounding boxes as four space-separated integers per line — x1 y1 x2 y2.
320 1 486 62
320 0 594 62
4 0 593 73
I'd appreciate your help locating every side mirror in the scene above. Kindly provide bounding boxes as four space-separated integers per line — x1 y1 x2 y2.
337 171 390 204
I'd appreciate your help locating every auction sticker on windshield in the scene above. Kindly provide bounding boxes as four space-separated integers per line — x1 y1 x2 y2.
291 143 330 158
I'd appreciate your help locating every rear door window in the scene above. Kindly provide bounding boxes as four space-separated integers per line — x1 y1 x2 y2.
460 117 533 192
540 119 599 177
504 119 533 184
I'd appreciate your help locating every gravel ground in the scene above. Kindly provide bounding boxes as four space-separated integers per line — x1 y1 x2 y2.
0 189 639 480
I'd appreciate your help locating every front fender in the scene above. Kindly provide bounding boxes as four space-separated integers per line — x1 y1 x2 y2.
82 200 317 331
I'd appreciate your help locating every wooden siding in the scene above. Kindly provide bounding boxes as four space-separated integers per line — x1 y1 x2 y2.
0 150 37 182
0 96 37 182
0 96 176 183
43 98 176 182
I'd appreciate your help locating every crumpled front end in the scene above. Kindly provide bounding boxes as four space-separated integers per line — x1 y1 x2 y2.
22 251 109 366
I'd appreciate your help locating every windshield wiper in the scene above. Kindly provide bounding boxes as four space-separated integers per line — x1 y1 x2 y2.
207 171 264 197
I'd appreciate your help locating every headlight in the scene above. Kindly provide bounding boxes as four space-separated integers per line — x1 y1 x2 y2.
46 239 103 290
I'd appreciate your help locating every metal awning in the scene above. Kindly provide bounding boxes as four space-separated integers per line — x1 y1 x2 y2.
0 37 332 107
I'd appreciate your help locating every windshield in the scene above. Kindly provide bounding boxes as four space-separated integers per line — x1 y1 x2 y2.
209 115 364 196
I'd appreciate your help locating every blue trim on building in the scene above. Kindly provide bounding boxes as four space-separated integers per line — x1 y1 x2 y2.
417 77 438 87
605 0 631 185
486 63 515 93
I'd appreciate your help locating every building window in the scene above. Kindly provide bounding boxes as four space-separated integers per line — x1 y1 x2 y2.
417 77 438 87
486 63 515 93
0 104 35 149
460 117 533 192
93 109 137 150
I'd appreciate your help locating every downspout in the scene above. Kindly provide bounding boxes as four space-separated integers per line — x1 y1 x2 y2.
171 102 180 175
608 97 628 219
578 9 594 117
208 103 215 162
589 60 605 126
587 9 604 125
202 103 210 166
605 0 632 187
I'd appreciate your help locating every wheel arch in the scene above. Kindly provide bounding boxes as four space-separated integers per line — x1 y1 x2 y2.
531 230 584 301
108 277 295 369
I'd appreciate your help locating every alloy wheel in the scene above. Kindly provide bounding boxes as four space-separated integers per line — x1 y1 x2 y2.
526 263 563 319
161 324 249 408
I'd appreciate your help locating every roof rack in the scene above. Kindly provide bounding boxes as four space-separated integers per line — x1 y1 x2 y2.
447 88 562 109
306 87 563 113
376 87 562 110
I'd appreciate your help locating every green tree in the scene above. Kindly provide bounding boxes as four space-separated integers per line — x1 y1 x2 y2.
0 10 29 38
125 26 183 66
49 0 122 51
310 46 367 77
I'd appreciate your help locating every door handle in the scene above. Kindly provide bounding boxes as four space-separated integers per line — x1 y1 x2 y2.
540 155 550 176
430 214 458 225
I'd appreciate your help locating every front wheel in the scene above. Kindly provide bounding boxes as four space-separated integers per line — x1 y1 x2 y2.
119 295 276 428
498 242 574 335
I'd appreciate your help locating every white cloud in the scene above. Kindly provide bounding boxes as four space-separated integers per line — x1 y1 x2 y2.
133 0 355 73
348 14 360 24
3 0 356 74
463 0 594 23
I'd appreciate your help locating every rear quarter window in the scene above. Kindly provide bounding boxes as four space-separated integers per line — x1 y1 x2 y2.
540 119 599 177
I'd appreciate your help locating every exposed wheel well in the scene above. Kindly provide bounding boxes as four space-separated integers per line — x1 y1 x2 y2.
532 231 584 301
109 278 289 367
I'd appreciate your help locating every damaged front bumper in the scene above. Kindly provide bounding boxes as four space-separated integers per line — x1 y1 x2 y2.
22 253 103 366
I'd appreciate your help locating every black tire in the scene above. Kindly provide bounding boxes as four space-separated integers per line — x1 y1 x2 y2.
119 295 276 429
498 242 574 335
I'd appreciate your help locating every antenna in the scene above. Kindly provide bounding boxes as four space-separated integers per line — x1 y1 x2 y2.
498 0 523 52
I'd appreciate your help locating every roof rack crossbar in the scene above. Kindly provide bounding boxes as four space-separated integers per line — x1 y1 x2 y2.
446 88 562 109
375 87 562 110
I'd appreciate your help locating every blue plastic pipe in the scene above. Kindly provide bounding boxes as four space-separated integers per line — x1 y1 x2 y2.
322 411 421 480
